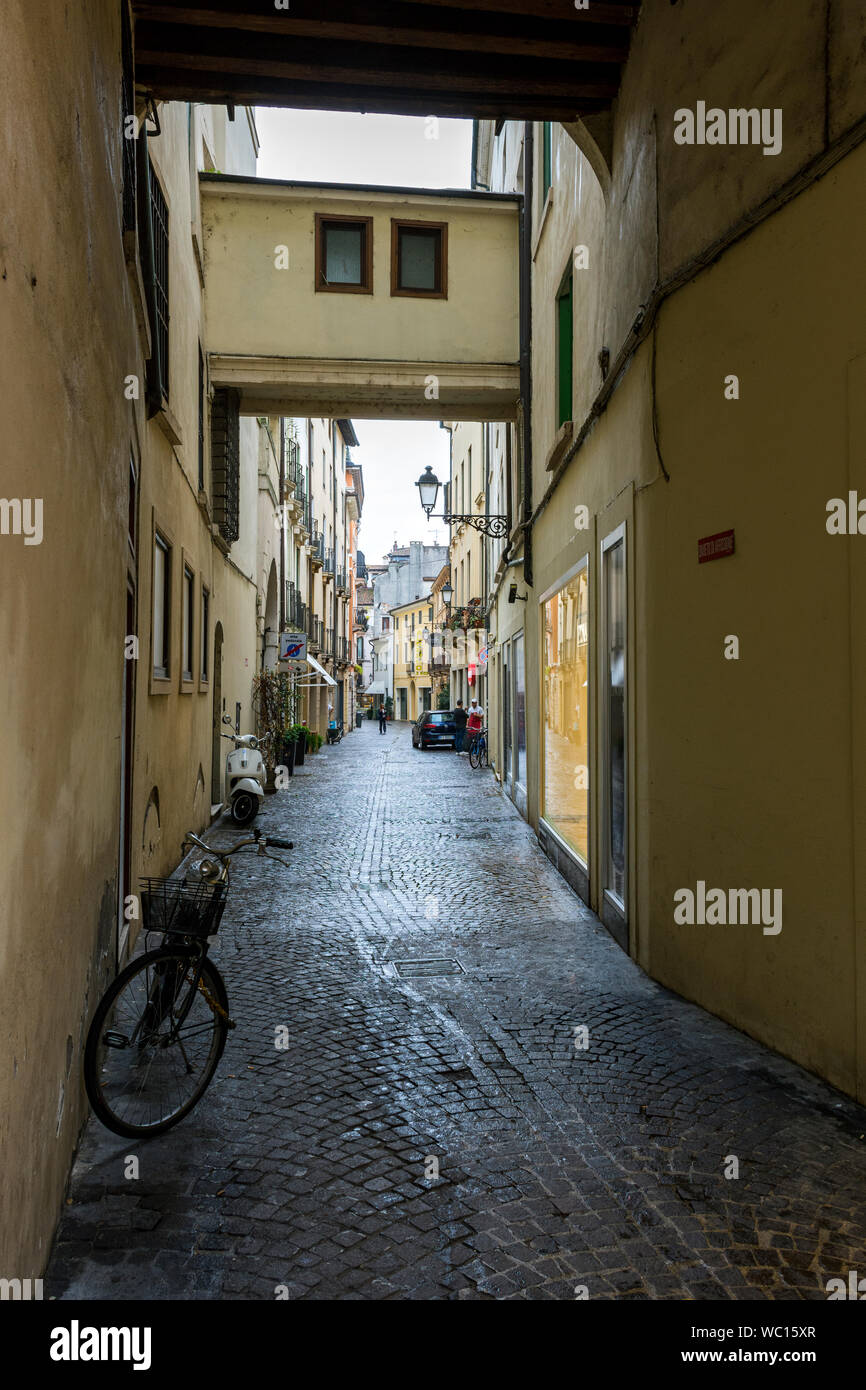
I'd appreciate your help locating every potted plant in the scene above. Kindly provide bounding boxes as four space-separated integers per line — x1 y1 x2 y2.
287 722 307 767
306 729 323 754
279 725 300 774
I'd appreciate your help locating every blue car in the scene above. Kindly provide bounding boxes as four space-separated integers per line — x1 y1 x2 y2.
411 710 457 750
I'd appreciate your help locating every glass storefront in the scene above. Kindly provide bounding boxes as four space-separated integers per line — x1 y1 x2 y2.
514 633 526 789
603 533 626 904
502 644 511 784
542 564 589 864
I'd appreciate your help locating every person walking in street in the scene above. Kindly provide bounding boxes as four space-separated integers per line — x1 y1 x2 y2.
378 703 387 734
453 699 468 754
466 697 484 757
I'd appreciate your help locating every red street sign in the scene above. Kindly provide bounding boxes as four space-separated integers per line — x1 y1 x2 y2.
698 529 735 563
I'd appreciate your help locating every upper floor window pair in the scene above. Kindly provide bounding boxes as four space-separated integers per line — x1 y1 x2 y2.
315 215 448 299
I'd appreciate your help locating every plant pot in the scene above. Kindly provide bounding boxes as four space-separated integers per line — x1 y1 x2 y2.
293 735 305 767
279 739 296 776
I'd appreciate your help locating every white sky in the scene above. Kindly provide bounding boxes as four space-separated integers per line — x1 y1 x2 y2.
255 109 472 567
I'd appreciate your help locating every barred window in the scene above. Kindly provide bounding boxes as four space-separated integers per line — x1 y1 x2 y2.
149 161 170 402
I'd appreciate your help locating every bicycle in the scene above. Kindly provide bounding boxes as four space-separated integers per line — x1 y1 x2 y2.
83 826 293 1138
468 727 488 769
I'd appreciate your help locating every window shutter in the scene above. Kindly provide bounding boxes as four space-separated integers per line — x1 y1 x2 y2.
211 387 240 544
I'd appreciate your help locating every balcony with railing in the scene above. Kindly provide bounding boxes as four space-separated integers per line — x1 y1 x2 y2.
323 547 335 579
335 568 347 594
285 581 306 632
325 626 335 657
310 527 323 568
306 609 322 651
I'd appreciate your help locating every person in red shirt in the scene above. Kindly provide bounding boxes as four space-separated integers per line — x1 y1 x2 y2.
466 698 484 740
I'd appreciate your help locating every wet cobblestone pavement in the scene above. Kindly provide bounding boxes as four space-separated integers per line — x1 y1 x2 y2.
49 722 866 1300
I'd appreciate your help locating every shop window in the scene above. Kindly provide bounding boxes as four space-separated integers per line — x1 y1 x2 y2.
602 528 627 906
514 633 526 789
391 220 447 298
315 214 373 293
542 563 589 865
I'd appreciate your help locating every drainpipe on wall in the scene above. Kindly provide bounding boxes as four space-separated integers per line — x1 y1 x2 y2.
519 121 534 589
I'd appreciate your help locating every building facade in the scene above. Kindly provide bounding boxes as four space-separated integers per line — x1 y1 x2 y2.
391 595 436 722
472 0 866 1104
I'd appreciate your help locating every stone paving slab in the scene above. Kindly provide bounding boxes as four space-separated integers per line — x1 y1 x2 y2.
47 721 866 1300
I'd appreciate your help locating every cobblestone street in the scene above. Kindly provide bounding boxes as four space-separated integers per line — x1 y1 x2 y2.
49 722 866 1301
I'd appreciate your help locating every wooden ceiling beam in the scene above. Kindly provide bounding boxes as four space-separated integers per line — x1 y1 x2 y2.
135 68 610 120
132 9 628 66
134 45 621 100
133 0 637 27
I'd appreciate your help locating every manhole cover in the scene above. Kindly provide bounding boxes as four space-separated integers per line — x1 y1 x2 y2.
392 958 464 978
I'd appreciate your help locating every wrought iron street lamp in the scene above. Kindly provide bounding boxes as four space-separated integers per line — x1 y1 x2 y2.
440 580 453 609
415 466 508 539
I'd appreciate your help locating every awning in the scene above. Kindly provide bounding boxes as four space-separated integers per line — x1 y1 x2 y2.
295 653 336 687
364 681 387 695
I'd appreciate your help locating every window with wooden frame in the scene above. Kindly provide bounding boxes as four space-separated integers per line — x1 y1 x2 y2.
181 562 195 686
391 220 448 298
197 345 206 492
152 531 171 681
200 586 210 687
148 159 170 402
315 214 373 294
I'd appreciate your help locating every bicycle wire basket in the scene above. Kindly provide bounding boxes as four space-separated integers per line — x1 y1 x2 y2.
139 876 228 939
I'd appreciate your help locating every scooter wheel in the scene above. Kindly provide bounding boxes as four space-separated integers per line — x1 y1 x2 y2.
230 792 259 826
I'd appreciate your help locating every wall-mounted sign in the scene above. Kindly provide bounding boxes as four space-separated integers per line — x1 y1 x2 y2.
279 632 307 662
698 529 735 563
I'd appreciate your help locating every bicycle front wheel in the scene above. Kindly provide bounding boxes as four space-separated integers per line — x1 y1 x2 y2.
84 946 229 1138
469 738 481 768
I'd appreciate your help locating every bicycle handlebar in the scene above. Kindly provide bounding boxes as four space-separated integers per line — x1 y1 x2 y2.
183 828 293 860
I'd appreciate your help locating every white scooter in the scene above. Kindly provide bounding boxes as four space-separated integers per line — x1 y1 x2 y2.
220 715 266 826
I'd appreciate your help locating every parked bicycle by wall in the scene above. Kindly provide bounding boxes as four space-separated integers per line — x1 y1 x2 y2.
83 827 292 1137
469 727 488 769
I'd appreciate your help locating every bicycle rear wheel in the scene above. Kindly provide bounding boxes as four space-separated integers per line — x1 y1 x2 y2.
469 737 481 768
84 945 229 1137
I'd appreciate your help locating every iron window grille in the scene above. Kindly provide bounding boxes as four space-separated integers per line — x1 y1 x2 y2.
149 160 170 402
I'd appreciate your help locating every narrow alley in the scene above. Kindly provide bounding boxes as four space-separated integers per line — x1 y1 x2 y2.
48 724 866 1302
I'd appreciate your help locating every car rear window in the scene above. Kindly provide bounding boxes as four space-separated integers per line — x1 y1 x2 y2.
426 712 449 722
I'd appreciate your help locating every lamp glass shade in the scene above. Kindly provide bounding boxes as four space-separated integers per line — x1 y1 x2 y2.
416 465 439 514
441 581 453 605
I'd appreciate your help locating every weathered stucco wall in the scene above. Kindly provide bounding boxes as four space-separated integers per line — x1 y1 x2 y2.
0 0 137 1275
522 0 866 1096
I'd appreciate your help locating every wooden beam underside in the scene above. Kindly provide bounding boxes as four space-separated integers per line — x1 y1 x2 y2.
132 1 637 119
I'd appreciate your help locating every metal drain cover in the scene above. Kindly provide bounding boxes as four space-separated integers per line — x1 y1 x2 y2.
392 958 464 978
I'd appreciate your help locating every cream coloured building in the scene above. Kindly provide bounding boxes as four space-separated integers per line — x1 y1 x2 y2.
472 1 866 1106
